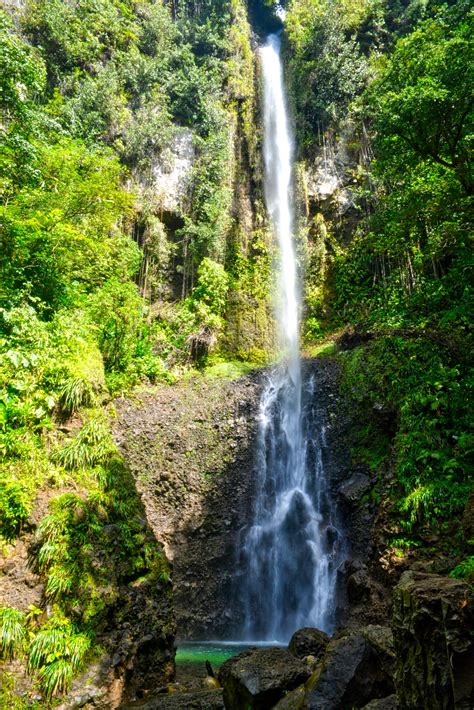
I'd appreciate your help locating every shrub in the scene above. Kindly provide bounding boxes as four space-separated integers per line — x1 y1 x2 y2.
341 336 471 529
0 478 31 541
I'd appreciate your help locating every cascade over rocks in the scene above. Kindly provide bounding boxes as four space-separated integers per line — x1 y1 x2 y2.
114 357 352 641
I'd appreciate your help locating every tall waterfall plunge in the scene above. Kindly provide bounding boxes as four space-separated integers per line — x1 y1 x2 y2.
240 34 345 643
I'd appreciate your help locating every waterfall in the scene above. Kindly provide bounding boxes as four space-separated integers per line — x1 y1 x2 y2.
240 34 344 643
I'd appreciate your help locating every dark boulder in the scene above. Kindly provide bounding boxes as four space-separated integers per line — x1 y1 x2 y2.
218 647 311 709
305 633 394 709
362 696 397 710
119 689 224 708
288 627 330 661
393 571 474 710
360 625 395 679
347 568 371 603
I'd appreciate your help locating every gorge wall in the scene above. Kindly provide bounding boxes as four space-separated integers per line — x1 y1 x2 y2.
113 356 359 642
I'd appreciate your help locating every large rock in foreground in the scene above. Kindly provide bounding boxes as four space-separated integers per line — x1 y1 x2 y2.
218 647 311 709
305 632 394 709
393 571 474 710
119 688 224 709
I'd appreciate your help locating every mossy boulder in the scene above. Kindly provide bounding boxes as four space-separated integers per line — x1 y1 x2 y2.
288 627 329 661
393 571 474 710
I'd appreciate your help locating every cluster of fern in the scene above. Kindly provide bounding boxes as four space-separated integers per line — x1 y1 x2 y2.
0 606 91 699
1 410 169 700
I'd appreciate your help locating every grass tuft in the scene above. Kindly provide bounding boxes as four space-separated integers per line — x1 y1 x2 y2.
59 376 94 415
53 414 115 470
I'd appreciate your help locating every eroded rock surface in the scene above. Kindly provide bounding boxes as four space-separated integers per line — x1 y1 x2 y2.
393 571 473 710
114 371 262 639
218 647 311 709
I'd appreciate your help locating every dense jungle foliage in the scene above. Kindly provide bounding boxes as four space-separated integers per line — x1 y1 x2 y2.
286 0 472 567
0 0 256 700
0 0 472 703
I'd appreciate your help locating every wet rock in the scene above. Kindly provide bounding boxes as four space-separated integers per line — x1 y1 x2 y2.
305 633 394 709
288 627 329 661
339 472 370 505
393 571 474 710
218 647 311 709
119 688 224 709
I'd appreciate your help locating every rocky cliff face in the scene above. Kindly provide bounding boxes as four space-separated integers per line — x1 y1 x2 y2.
113 356 355 640
113 371 262 639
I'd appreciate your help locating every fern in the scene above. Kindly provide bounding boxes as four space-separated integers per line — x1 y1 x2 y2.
0 607 26 660
450 556 474 583
28 616 91 698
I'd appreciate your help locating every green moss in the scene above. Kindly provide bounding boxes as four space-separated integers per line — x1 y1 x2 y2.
204 360 256 380
304 340 337 358
0 672 40 709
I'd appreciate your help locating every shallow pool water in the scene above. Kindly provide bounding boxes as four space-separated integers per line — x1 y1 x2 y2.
175 642 251 668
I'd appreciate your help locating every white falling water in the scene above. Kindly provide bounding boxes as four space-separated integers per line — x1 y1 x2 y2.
240 34 344 643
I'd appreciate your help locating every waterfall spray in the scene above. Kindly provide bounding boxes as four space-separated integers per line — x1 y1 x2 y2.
241 34 345 643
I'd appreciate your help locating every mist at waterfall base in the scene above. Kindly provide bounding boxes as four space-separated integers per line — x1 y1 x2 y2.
237 34 346 644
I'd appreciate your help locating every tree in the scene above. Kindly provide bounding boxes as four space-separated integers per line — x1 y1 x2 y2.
0 10 46 195
368 15 473 194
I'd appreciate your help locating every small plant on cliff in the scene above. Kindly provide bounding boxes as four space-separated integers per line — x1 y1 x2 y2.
450 555 474 584
58 376 94 416
0 477 31 542
0 607 27 660
53 413 115 470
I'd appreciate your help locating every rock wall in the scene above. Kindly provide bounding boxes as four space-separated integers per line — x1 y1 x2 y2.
114 356 355 640
114 371 262 639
